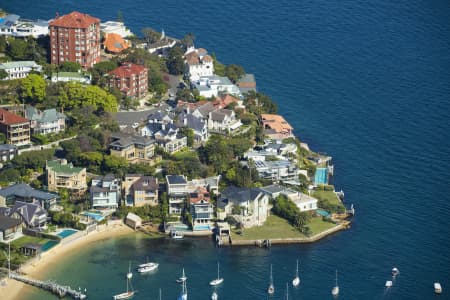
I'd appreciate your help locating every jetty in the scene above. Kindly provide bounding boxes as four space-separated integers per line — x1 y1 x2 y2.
9 272 86 299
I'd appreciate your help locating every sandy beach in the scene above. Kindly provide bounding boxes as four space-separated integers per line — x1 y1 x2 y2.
0 223 134 300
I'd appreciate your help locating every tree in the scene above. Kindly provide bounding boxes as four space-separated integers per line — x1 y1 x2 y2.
117 10 124 23
142 28 161 44
20 74 46 103
211 53 225 76
0 69 8 80
59 82 118 112
59 61 81 72
180 33 195 49
0 133 6 144
225 64 245 83
179 127 194 147
166 46 185 75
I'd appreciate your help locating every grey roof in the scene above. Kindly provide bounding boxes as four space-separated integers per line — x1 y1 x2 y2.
178 113 206 132
25 106 65 123
210 109 232 122
196 102 216 117
219 186 263 209
0 144 17 151
166 175 187 185
9 200 47 227
0 183 59 201
0 215 22 231
132 176 158 192
110 132 155 148
259 184 286 195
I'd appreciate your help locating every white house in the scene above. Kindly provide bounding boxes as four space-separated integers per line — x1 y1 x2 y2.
184 47 214 81
191 75 241 98
0 61 42 80
51 71 91 84
208 108 242 133
287 192 318 212
90 174 121 209
0 14 49 38
100 21 133 37
217 186 270 228
166 175 188 214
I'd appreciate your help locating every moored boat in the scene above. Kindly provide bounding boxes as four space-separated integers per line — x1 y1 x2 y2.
331 270 339 296
138 262 159 273
391 267 400 277
385 280 393 288
292 259 300 287
209 262 224 286
113 263 134 299
434 282 442 294
171 230 184 239
177 268 188 283
267 264 275 295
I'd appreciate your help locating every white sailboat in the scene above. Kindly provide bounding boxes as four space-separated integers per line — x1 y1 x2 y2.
292 260 300 287
137 257 159 273
177 268 188 283
113 263 135 300
267 264 275 295
178 280 188 300
331 270 339 297
434 282 442 294
210 262 224 286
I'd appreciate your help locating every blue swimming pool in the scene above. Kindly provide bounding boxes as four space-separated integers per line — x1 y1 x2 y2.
316 209 331 217
82 212 105 222
193 225 211 231
314 168 328 185
170 224 190 231
41 240 59 252
57 229 78 238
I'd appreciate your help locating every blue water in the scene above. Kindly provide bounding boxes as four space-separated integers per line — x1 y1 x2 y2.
3 0 450 299
57 229 78 238
316 209 331 218
314 168 328 185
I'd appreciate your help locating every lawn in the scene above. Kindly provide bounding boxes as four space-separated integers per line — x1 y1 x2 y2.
312 187 346 213
231 215 337 240
172 149 198 160
11 235 54 248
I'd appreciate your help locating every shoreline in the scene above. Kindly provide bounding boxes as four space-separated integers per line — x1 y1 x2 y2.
0 223 135 300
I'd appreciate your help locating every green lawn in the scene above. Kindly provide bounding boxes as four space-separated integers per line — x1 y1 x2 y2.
172 149 197 160
231 215 337 240
312 188 346 213
11 235 54 248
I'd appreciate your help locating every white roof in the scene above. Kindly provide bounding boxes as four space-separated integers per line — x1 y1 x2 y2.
126 212 142 223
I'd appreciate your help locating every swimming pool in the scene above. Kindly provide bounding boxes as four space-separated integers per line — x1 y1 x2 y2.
169 224 189 232
41 240 59 252
57 229 78 238
193 225 211 231
316 209 331 217
314 168 328 185
82 212 105 222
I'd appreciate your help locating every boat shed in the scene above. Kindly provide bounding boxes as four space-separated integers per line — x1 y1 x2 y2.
125 212 142 230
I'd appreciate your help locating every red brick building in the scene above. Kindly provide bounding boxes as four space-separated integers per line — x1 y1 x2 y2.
49 11 101 69
108 63 148 99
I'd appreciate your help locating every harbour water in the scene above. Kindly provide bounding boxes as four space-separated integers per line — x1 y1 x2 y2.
2 0 449 299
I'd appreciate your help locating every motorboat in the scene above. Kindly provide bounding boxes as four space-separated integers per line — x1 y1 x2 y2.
171 230 184 239
211 288 218 300
331 270 339 296
391 267 400 277
209 262 224 286
434 282 442 294
138 262 159 273
113 263 134 299
292 259 300 287
385 280 393 288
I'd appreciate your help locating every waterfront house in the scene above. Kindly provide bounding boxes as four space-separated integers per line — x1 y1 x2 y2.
0 108 31 146
189 187 214 230
51 71 92 84
25 106 66 135
260 185 318 212
166 175 188 214
184 47 214 81
0 183 59 210
237 73 257 94
109 132 156 165
46 159 87 193
146 30 178 55
122 174 159 207
191 75 241 98
251 159 300 182
108 63 148 99
0 215 23 242
100 21 133 38
261 114 294 140
0 61 42 80
217 186 270 228
90 174 121 209
6 200 48 229
0 144 17 163
49 11 101 69
0 14 49 38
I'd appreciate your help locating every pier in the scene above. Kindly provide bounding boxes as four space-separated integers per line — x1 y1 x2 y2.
9 272 86 299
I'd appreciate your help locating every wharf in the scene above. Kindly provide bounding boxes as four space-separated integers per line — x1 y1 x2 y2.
9 272 86 299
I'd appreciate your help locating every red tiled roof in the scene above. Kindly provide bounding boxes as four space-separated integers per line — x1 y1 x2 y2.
50 11 100 28
104 33 129 53
261 114 293 133
0 108 29 125
109 63 147 78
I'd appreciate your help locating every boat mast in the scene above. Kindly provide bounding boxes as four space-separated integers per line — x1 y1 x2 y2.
335 270 338 287
296 260 299 277
217 262 220 280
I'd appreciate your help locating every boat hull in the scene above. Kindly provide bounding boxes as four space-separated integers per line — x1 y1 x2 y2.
210 278 224 286
113 291 134 300
292 277 300 287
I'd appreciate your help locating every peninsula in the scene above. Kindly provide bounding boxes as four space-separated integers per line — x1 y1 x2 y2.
0 9 353 298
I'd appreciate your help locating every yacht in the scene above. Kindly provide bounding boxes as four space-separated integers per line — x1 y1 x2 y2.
209 262 224 286
385 280 393 288
177 268 188 283
267 264 275 295
113 263 134 299
434 282 442 294
391 267 400 277
331 270 339 296
171 230 184 239
292 260 300 287
138 262 159 273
